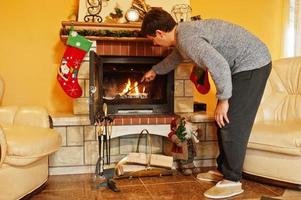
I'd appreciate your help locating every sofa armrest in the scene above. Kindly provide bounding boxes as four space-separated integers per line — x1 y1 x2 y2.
14 106 50 128
0 125 7 167
0 106 18 124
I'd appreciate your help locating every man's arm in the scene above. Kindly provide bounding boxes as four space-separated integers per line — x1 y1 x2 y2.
141 48 183 82
152 48 183 75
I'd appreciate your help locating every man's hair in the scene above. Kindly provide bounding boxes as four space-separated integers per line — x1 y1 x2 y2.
141 8 177 36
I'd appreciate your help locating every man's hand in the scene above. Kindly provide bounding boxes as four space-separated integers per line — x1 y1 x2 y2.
141 69 157 82
214 99 230 128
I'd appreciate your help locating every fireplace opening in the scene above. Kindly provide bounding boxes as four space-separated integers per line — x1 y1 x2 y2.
102 62 167 103
89 51 174 123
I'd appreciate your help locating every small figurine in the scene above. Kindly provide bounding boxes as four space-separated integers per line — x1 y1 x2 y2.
168 117 201 175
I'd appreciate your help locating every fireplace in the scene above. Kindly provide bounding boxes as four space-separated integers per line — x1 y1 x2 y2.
89 51 174 123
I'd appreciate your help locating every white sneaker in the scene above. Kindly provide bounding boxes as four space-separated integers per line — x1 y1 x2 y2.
204 181 244 199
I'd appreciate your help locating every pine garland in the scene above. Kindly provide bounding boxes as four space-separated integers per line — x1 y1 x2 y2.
60 28 143 38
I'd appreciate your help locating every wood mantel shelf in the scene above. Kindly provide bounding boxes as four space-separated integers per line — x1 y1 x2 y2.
60 21 151 42
62 21 142 29
60 35 151 42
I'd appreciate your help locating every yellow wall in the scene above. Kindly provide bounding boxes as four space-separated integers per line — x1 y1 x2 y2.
0 0 78 113
190 0 288 112
0 0 288 114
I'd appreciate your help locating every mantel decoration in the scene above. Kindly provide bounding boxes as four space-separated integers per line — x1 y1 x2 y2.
77 0 191 22
171 4 192 23
104 4 123 23
130 0 150 21
60 28 142 38
84 0 109 23
125 8 140 22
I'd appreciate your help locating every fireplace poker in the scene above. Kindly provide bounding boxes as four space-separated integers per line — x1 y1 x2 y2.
95 119 104 177
103 104 109 164
108 122 112 164
100 116 113 164
104 121 109 164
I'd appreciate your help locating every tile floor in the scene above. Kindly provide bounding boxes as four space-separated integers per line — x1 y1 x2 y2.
31 169 301 200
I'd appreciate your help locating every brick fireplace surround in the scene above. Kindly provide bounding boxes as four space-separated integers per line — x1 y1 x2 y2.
49 22 218 175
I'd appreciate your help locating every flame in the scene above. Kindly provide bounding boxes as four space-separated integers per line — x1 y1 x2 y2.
134 81 139 94
122 79 131 94
120 79 147 97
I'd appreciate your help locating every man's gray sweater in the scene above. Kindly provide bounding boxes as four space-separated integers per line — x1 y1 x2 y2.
152 19 271 100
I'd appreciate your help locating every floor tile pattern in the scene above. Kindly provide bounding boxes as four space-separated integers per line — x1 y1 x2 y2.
31 168 301 200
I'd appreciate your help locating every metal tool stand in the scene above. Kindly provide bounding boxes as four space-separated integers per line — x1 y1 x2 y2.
94 103 120 192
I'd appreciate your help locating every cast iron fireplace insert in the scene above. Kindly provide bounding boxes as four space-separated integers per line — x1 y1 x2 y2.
89 51 174 123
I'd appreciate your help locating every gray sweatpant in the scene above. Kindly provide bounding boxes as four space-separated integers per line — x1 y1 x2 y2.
216 62 272 181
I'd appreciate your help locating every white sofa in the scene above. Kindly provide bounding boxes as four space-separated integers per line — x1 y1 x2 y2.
243 57 301 188
0 75 61 200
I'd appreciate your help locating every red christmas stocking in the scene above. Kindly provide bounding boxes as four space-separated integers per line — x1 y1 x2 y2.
57 30 92 98
190 65 210 94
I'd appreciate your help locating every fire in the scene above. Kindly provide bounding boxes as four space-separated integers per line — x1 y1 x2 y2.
122 79 132 94
120 79 148 98
134 81 139 94
121 79 141 95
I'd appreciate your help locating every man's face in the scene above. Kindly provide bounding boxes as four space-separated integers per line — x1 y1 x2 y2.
147 31 172 47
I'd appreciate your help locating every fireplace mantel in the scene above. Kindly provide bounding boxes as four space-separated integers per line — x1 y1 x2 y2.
60 21 151 42
62 21 143 29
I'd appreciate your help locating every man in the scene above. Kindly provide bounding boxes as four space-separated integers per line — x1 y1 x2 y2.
140 8 271 199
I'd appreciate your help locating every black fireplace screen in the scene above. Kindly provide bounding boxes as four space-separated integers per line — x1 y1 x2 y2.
89 51 174 123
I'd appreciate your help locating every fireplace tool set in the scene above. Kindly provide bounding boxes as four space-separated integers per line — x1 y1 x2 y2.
94 103 120 192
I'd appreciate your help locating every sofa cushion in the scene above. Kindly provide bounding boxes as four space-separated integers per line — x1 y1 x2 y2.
1 124 61 158
248 121 301 156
